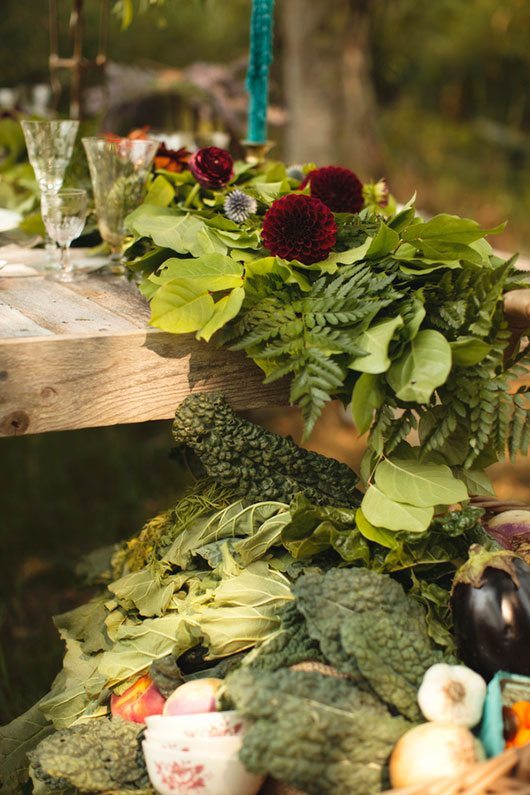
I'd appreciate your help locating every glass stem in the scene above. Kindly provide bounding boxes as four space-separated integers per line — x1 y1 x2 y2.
60 243 72 277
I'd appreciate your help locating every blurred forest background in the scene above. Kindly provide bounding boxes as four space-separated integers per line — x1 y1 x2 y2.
1 0 530 724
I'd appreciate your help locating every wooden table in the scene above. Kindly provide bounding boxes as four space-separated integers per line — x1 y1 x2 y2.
0 246 287 437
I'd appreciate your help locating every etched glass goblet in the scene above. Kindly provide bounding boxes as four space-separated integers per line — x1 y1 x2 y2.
41 189 88 283
21 119 79 265
82 136 158 271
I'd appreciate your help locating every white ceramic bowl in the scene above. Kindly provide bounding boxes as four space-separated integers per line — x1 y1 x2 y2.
142 734 242 754
145 711 247 739
143 743 263 795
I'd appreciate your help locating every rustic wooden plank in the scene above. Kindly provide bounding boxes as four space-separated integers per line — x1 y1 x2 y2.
0 277 139 336
64 277 151 328
0 300 53 338
0 329 288 436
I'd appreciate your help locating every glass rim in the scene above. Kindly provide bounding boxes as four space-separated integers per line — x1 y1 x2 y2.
43 187 87 197
20 119 79 127
81 134 158 145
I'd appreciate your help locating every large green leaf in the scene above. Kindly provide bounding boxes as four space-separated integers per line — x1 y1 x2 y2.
366 222 400 258
401 214 505 245
350 373 385 434
150 279 215 333
145 174 175 207
108 569 176 618
374 457 469 507
450 337 492 366
157 254 244 292
126 206 227 256
349 316 404 374
0 704 54 794
386 329 452 403
54 593 111 654
197 287 245 342
361 485 433 533
355 508 399 549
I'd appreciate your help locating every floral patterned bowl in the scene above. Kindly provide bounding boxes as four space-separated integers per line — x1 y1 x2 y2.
142 744 264 795
145 710 247 739
142 735 242 754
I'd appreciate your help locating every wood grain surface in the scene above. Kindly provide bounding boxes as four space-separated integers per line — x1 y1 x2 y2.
0 249 288 436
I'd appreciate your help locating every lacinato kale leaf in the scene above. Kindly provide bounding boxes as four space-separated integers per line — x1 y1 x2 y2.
172 393 361 507
224 668 410 795
294 568 445 719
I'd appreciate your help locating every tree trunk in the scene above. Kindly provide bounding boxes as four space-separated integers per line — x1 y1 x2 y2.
280 0 383 178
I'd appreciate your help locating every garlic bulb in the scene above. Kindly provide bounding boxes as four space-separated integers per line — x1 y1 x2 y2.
389 721 484 788
417 663 487 727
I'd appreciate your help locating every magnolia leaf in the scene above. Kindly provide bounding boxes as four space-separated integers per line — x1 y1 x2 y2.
450 337 492 366
145 175 175 208
351 373 385 434
157 254 244 292
108 569 175 618
361 485 433 533
366 223 400 258
401 214 505 245
453 467 496 497
349 316 404 374
197 287 245 342
150 279 215 333
374 457 469 508
386 329 452 403
355 508 399 549
0 704 54 794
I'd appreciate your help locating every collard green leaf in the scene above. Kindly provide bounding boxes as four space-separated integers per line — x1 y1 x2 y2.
374 457 469 508
97 614 198 687
0 703 53 794
361 485 433 533
54 593 111 654
108 569 175 618
349 316 404 374
351 373 386 434
386 329 452 403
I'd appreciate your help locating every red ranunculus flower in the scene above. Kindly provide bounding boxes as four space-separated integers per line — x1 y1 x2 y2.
261 194 337 265
189 146 234 190
305 165 364 214
154 143 191 173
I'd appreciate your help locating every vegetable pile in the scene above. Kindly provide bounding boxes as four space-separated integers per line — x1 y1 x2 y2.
3 391 528 795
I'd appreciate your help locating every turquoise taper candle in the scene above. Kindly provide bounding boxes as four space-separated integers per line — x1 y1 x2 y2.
246 0 275 144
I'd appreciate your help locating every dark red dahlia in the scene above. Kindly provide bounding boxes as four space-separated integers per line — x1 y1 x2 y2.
305 166 364 214
261 194 337 264
189 146 234 190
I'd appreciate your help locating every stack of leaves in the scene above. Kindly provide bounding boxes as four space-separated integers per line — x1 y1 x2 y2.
224 566 447 794
126 159 529 536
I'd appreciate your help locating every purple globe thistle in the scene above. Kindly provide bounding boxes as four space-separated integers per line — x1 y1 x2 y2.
223 190 258 223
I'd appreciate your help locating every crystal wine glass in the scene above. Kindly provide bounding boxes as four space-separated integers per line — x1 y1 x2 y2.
41 189 88 283
82 136 159 272
21 119 79 265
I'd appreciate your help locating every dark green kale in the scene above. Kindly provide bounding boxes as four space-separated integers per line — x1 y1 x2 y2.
244 601 325 672
224 668 410 795
172 393 361 506
29 718 149 792
294 568 445 720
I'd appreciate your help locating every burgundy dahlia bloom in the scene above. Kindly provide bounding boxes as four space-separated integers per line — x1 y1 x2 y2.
189 146 234 190
261 194 337 264
305 166 364 214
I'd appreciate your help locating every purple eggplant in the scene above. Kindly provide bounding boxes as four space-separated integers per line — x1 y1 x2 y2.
451 545 530 681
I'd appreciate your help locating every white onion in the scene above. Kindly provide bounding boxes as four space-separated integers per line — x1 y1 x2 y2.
389 721 484 788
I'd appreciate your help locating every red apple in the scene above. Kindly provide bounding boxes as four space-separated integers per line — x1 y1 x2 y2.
110 674 166 723
163 678 222 716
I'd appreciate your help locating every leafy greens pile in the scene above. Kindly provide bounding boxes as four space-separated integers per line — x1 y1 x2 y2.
0 393 494 793
125 157 530 538
223 566 448 794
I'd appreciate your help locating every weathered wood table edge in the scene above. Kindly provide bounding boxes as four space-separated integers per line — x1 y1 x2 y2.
0 247 288 437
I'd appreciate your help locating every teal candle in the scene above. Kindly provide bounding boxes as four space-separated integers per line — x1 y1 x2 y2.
246 0 275 144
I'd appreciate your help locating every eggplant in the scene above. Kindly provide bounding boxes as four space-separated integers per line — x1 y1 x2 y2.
451 545 530 681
